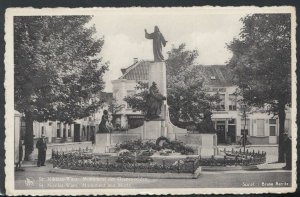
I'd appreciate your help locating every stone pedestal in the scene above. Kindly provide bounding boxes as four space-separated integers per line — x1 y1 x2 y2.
148 61 167 120
143 121 167 140
94 133 111 153
141 61 167 140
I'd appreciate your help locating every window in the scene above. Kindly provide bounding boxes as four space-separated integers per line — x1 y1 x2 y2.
257 119 265 136
216 94 225 111
68 124 71 137
57 123 61 137
228 119 235 124
269 119 277 136
49 121 52 126
270 126 276 136
229 94 237 111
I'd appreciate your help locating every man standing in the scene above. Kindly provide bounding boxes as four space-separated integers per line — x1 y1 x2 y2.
36 134 47 167
283 132 292 170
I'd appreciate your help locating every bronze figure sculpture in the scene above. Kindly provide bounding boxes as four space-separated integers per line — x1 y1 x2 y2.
145 26 167 62
145 82 166 120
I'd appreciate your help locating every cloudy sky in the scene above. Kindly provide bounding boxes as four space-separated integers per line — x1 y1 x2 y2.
90 8 249 92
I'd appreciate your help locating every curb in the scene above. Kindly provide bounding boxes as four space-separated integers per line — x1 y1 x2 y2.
202 165 258 171
49 167 202 179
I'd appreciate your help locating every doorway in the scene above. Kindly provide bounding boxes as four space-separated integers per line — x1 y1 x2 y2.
216 121 226 144
74 124 81 142
228 125 236 143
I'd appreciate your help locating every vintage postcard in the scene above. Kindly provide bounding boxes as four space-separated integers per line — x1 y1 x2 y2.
5 7 297 195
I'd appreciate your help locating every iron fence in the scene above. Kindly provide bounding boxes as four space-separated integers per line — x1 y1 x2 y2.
198 148 266 166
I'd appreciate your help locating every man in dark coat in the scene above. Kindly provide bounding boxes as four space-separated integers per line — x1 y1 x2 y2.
36 134 47 167
283 133 292 170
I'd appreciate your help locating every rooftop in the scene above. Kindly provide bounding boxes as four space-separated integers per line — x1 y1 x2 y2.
119 60 233 86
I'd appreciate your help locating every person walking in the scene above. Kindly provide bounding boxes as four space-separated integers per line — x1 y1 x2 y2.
36 134 47 167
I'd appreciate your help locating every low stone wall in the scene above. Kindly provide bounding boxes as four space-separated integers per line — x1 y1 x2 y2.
110 133 141 144
94 133 142 153
175 134 202 145
236 136 271 145
175 133 218 156
31 141 93 160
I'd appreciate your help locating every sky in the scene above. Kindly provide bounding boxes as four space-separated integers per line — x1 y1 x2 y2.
90 9 248 92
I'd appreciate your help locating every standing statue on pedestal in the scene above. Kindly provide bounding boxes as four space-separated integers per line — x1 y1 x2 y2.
145 26 167 62
98 110 110 133
145 82 166 120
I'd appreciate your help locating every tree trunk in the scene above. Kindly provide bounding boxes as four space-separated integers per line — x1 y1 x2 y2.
24 112 34 161
278 103 286 163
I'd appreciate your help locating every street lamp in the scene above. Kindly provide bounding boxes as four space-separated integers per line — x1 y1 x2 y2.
240 103 247 152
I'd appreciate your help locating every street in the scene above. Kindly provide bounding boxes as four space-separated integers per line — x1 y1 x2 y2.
15 162 292 189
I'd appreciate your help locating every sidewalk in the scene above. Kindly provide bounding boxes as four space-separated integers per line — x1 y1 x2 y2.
257 162 286 170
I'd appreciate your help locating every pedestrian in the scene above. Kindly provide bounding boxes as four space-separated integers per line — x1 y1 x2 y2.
283 132 292 170
16 139 24 171
36 134 47 167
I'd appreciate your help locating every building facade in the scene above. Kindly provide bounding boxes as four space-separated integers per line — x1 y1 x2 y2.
111 60 291 145
17 92 113 144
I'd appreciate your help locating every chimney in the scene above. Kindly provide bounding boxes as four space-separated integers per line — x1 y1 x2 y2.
133 58 138 64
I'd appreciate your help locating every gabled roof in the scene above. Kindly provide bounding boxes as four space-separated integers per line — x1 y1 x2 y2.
119 60 151 81
198 65 234 87
119 60 233 86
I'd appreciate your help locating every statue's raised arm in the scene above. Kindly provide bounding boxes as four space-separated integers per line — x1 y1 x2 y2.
145 26 167 62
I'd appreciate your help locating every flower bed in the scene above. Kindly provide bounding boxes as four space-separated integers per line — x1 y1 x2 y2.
52 150 199 174
115 139 194 155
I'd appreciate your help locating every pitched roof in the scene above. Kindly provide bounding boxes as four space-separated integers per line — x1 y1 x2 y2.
199 65 234 87
119 60 151 80
119 61 233 86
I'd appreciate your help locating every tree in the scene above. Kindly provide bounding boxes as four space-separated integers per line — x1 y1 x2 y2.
227 14 291 162
108 98 125 115
123 81 149 115
166 44 220 129
14 16 109 160
107 98 125 130
125 44 220 130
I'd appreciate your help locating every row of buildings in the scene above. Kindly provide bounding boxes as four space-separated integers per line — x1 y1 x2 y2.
111 59 291 145
16 59 291 145
16 92 113 144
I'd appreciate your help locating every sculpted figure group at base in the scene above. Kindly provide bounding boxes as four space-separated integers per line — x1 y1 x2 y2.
145 82 166 121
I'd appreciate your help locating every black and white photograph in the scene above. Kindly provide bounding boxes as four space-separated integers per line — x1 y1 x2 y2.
4 7 297 195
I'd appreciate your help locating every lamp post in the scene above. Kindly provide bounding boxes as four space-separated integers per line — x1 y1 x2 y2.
241 103 247 153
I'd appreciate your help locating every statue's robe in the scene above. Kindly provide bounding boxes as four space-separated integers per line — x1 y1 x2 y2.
145 31 167 62
146 85 165 120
